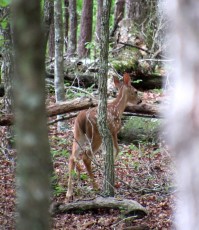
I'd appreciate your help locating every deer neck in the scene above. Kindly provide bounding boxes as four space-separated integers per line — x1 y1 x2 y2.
110 86 128 117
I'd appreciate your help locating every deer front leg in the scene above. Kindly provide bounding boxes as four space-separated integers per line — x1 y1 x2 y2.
112 133 119 159
82 151 99 190
66 155 75 201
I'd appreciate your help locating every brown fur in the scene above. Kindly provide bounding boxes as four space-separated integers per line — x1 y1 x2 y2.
66 73 141 200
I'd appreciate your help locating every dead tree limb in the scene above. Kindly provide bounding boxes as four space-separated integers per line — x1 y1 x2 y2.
51 197 147 218
0 98 159 126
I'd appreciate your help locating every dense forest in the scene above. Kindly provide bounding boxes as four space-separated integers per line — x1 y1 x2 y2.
0 0 199 229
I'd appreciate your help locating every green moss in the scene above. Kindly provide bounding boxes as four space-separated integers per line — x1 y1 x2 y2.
111 59 138 73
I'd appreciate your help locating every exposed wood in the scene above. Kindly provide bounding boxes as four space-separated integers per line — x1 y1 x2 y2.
47 97 97 117
0 98 159 126
51 197 147 218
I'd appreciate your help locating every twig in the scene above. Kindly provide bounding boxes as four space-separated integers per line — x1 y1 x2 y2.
118 42 151 54
48 112 78 125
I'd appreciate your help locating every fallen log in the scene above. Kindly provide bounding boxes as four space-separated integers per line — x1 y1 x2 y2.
51 197 147 218
0 98 159 126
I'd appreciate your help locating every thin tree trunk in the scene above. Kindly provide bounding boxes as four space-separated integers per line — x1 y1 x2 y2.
110 0 125 36
67 0 77 57
96 0 103 42
77 0 93 58
167 0 199 229
12 0 52 229
49 22 55 58
54 0 68 130
64 0 69 51
43 0 54 52
97 0 114 197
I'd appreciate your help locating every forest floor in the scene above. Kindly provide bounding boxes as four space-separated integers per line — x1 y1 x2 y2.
0 90 175 229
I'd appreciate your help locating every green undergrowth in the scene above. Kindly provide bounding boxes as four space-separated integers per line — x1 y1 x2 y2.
118 116 162 146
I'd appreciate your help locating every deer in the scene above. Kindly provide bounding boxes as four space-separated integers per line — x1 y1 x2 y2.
66 73 142 200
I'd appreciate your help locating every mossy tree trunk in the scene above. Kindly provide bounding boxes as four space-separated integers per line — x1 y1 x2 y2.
97 0 114 197
12 0 52 229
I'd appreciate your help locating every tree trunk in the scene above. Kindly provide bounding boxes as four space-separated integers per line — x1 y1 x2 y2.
96 0 103 42
49 21 55 58
43 0 54 52
97 0 114 197
67 0 77 57
110 0 125 36
54 0 68 131
12 0 52 229
125 0 147 24
77 0 93 58
0 7 14 149
64 0 69 51
167 0 199 229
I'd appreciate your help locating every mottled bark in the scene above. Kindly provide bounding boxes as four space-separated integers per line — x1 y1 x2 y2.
12 0 52 229
0 7 14 148
77 0 93 58
97 0 114 197
67 0 77 57
167 0 199 229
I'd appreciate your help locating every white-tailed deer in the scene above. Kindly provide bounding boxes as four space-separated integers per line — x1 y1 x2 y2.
66 73 141 200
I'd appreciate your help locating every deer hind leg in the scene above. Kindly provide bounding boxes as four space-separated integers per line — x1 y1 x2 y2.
66 136 85 200
82 137 101 191
82 150 99 190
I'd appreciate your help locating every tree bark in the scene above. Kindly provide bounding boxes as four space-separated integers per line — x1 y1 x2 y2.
43 0 54 52
1 11 14 148
51 197 147 218
125 0 147 24
48 21 55 58
110 0 125 36
54 0 67 130
95 0 103 42
12 0 52 229
167 0 199 229
64 0 69 50
97 0 114 197
77 0 93 58
67 0 77 57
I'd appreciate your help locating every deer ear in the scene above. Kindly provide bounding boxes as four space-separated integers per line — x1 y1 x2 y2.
123 73 131 86
113 75 121 89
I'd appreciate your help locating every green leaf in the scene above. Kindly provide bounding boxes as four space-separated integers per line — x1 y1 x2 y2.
0 0 11 7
